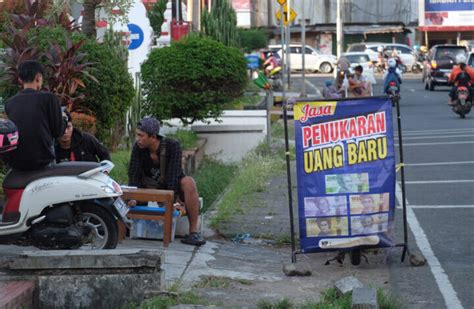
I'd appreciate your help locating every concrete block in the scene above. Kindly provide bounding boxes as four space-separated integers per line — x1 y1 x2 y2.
9 249 162 271
334 276 364 296
37 273 163 309
351 287 379 309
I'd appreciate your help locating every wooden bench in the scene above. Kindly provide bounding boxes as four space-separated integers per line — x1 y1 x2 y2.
118 187 175 247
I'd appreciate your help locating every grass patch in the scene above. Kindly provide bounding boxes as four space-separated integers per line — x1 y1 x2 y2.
166 129 198 150
109 150 131 185
271 119 295 141
258 298 294 309
257 288 402 309
193 158 237 213
224 94 263 110
139 291 207 308
210 146 286 228
193 276 252 289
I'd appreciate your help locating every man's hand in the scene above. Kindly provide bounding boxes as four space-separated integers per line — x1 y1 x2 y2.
127 200 137 207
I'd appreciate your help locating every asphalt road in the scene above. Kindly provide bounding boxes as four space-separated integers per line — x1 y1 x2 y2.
290 72 473 308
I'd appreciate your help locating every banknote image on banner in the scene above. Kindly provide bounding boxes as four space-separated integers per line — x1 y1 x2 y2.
294 98 396 253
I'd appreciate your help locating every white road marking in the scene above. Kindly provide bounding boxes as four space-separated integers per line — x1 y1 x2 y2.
404 161 474 167
401 134 474 140
304 79 320 93
395 141 474 146
401 180 474 184
395 183 464 309
396 205 474 209
398 128 474 134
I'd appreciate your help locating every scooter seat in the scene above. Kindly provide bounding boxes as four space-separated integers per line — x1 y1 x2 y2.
3 162 101 189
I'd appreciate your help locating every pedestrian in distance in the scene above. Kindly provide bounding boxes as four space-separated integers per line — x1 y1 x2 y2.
55 111 110 163
127 117 206 246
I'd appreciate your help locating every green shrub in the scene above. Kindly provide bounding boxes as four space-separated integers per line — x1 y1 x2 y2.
109 150 131 185
141 35 247 125
78 37 134 144
5 26 134 146
239 28 269 53
201 0 240 47
193 158 237 213
166 129 198 150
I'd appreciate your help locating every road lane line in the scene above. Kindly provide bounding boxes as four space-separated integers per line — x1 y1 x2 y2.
395 141 474 146
395 183 464 309
304 79 320 94
402 134 474 140
401 180 474 184
404 161 474 167
396 205 474 209
398 128 474 134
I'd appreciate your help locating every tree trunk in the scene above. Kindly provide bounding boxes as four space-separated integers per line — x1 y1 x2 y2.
82 0 101 38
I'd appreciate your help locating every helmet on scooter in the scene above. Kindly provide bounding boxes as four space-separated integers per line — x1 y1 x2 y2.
456 54 467 64
377 46 384 53
420 46 428 53
387 58 397 68
0 118 19 153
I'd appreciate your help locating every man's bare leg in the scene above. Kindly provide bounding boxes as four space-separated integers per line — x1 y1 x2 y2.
180 176 200 233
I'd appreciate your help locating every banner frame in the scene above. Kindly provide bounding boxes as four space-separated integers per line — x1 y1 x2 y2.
283 95 409 264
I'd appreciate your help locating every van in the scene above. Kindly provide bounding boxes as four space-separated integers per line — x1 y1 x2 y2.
269 44 337 73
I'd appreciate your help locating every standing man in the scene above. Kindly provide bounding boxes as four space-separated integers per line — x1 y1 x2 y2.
5 60 65 170
127 117 206 246
55 111 110 163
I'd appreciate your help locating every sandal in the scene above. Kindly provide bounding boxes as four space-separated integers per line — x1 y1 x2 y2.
181 232 206 246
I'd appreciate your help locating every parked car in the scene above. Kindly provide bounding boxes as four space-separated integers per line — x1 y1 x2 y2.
468 52 474 68
341 52 376 85
423 44 469 91
346 42 416 71
269 44 337 73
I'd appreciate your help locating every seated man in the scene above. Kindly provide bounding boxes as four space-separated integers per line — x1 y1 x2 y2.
348 65 371 97
55 111 110 163
127 117 206 246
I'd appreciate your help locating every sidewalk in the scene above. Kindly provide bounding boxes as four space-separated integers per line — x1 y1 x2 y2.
117 160 395 306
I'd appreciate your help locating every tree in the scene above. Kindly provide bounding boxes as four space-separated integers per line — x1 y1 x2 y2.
82 0 102 38
201 0 240 47
147 0 167 39
141 35 247 125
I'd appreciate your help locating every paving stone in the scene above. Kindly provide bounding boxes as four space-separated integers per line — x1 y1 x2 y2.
334 276 364 296
351 287 379 309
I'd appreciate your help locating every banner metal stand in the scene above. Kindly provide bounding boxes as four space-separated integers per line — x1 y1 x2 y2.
283 96 409 264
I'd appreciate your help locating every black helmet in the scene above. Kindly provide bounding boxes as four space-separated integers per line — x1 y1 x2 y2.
0 118 19 153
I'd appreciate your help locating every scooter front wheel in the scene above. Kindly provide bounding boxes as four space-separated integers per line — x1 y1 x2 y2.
80 204 118 249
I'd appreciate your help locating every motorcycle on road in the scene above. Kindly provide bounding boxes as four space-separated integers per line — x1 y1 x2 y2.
451 86 472 119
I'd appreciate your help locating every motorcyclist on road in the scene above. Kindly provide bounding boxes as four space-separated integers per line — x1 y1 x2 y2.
376 45 387 71
448 54 474 106
383 58 402 95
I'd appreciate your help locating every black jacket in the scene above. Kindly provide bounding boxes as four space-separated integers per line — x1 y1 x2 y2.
5 89 64 170
55 128 110 163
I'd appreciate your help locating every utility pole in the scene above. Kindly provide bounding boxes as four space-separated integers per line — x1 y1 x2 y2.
336 0 344 58
301 1 306 97
286 0 291 88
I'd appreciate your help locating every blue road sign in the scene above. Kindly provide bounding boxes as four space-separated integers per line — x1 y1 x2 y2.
128 23 144 50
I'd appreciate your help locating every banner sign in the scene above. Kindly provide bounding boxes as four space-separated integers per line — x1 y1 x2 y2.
422 0 474 27
294 97 396 253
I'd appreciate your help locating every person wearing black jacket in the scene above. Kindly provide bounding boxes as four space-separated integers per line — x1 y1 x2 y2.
4 60 65 171
55 112 110 163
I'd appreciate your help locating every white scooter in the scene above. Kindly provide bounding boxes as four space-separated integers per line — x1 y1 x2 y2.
0 160 130 250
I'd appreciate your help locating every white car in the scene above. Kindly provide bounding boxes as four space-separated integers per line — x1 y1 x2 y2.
269 44 337 73
347 42 416 71
341 52 376 85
